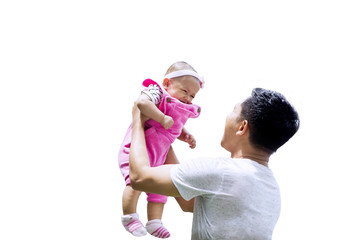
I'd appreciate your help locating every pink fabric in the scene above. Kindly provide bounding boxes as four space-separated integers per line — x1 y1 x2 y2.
119 79 201 203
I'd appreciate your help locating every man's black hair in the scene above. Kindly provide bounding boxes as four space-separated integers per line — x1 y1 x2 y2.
240 88 300 153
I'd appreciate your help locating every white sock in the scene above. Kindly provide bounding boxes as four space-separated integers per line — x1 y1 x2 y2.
121 213 147 237
146 219 170 239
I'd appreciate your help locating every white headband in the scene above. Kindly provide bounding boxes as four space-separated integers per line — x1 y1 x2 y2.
164 70 205 88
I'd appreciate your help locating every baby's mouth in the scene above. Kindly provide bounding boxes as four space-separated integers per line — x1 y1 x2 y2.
180 100 190 104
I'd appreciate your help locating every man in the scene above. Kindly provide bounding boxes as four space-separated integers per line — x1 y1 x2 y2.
129 88 300 239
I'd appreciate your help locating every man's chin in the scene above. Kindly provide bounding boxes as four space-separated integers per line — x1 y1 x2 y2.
220 139 225 149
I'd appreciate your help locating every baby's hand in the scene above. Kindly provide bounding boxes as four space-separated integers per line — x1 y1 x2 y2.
184 134 196 149
161 115 174 130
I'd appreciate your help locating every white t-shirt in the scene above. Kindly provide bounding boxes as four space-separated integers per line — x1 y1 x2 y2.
170 157 281 240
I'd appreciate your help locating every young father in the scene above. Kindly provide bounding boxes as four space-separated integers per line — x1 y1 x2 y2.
129 88 300 239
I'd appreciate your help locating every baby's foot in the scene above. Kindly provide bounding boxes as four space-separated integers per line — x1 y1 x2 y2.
121 213 147 237
146 219 170 238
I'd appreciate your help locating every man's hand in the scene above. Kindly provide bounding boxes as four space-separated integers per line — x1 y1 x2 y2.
132 102 149 125
161 115 174 130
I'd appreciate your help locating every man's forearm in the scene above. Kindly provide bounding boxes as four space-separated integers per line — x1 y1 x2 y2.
129 104 182 197
129 106 150 185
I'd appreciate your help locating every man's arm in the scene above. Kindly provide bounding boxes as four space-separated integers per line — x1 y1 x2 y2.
129 103 180 197
164 146 195 212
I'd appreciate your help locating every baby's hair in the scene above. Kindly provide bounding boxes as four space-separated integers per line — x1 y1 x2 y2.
165 61 198 75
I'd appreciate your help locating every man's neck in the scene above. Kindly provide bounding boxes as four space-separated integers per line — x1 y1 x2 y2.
231 149 270 167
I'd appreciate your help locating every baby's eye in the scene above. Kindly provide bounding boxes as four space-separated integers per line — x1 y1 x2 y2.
182 89 187 93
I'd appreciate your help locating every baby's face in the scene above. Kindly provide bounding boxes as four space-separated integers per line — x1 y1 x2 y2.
164 76 200 104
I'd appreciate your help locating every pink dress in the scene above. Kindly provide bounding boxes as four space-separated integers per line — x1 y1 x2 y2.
118 79 201 203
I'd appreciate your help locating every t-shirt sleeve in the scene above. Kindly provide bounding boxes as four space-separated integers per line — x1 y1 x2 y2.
170 158 224 201
141 84 163 105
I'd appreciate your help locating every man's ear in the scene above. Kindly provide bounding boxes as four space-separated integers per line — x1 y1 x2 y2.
163 78 170 89
236 120 248 136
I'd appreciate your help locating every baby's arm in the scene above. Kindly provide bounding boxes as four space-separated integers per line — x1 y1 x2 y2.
135 94 174 129
178 127 196 149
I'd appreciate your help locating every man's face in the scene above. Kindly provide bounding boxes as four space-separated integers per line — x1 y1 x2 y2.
221 102 242 151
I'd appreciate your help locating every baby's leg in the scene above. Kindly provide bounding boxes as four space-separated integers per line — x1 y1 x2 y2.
147 201 165 220
121 185 147 237
146 201 170 238
122 185 141 215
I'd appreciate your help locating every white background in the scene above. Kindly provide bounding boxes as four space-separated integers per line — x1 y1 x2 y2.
1 0 359 239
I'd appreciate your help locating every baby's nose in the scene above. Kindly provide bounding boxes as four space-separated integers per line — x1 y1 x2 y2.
183 96 191 104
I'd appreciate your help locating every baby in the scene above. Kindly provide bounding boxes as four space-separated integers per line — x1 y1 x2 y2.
118 61 204 238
